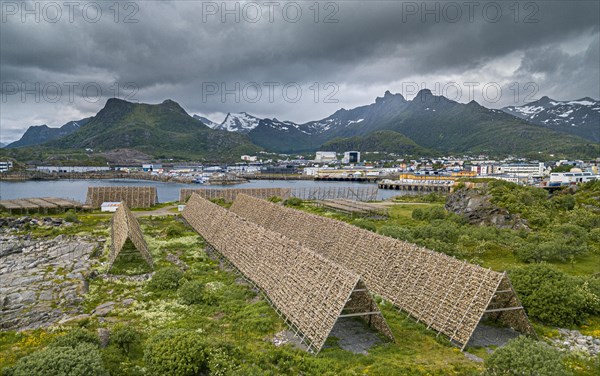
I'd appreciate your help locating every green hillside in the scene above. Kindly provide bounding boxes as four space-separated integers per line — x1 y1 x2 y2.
46 99 261 161
322 130 431 156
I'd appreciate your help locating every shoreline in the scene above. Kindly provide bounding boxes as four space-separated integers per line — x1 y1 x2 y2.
0 171 250 185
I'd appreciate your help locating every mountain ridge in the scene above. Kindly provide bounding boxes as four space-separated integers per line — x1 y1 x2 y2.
5 92 598 159
502 96 600 142
43 98 261 161
6 117 93 148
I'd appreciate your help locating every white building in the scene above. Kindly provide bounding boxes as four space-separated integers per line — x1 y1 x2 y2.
36 166 110 173
487 174 529 185
315 151 337 163
142 164 162 172
470 164 494 176
302 167 320 176
101 202 121 212
549 172 599 186
496 163 546 177
0 161 13 173
241 155 257 162
342 151 361 164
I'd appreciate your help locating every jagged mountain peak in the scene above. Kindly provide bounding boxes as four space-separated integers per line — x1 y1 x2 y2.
375 91 406 104
215 112 262 133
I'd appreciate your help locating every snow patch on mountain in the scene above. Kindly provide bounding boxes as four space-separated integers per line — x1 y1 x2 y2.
502 96 600 142
216 112 261 133
193 114 220 129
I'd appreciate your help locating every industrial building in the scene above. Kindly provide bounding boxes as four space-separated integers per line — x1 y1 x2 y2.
342 151 361 164
314 151 337 163
495 163 546 178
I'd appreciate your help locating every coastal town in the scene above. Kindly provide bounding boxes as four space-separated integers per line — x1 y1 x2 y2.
2 150 598 189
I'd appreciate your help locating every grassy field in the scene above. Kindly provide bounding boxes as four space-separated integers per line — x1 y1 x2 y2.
1 182 599 375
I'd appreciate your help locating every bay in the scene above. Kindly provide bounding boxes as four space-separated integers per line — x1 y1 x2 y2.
0 179 411 202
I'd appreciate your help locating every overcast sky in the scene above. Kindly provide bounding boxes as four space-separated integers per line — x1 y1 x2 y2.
1 0 599 142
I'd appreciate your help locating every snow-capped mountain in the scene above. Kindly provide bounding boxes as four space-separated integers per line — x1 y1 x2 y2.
214 112 262 133
192 114 220 129
502 96 600 142
183 90 596 154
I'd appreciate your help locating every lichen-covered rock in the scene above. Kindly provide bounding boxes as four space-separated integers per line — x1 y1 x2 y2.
0 235 98 330
552 328 600 356
445 187 529 230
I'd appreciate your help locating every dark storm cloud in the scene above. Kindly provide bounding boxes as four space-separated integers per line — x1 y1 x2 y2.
1 0 599 142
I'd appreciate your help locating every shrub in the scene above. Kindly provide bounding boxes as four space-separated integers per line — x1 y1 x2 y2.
143 330 239 376
412 206 447 221
205 343 241 375
484 336 570 376
553 194 576 210
378 225 412 241
352 219 377 232
178 280 205 305
411 220 461 243
49 328 99 348
6 343 108 376
148 267 184 291
516 224 588 263
64 210 78 223
267 196 282 203
283 197 303 207
412 208 424 220
163 225 182 238
144 330 208 376
510 264 587 326
589 227 600 244
111 325 140 354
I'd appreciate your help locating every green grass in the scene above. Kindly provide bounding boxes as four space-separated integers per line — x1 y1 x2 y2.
0 213 483 375
2 186 600 375
109 240 153 276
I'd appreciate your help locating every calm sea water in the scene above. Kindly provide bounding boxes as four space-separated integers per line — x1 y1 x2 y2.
0 179 408 202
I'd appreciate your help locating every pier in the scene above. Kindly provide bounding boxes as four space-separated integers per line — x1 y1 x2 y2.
378 179 455 193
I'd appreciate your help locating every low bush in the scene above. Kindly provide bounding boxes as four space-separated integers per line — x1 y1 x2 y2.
64 210 79 223
510 264 588 326
147 268 184 291
111 325 140 354
163 225 182 238
283 197 303 207
144 330 208 376
5 343 108 376
411 206 447 221
143 329 239 376
516 224 588 263
178 280 205 305
378 225 413 241
49 328 99 348
484 336 570 376
352 219 377 232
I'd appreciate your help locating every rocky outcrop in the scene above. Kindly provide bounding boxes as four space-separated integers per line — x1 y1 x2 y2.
552 329 600 356
0 217 70 235
0 235 98 330
445 188 529 230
